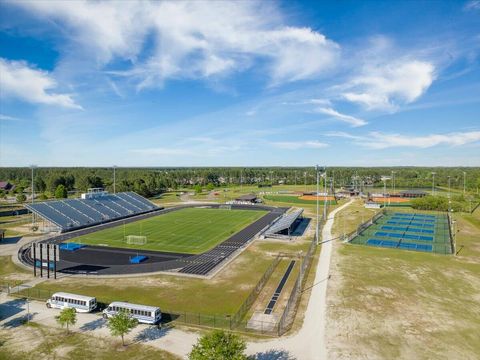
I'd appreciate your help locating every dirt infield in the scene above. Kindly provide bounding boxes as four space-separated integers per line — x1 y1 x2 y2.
299 195 336 201
371 197 411 203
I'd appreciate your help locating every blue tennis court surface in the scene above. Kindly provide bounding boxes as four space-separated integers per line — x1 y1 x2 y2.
350 211 452 255
367 239 433 252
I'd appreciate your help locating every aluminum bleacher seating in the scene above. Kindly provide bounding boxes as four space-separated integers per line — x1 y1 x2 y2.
25 191 158 232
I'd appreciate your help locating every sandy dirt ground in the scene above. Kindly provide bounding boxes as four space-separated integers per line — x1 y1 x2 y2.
0 292 199 358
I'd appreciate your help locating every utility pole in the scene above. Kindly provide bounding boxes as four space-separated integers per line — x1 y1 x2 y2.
294 170 297 187
463 171 466 196
304 172 307 192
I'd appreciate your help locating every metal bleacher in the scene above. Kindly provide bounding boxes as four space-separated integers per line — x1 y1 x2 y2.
264 208 304 237
25 191 158 232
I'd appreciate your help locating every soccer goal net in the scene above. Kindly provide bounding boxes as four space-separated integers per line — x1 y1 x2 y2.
125 235 147 245
219 205 232 210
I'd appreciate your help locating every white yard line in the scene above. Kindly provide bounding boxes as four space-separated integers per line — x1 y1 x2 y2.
0 200 353 360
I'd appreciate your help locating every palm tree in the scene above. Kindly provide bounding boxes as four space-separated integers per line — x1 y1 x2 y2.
55 308 77 333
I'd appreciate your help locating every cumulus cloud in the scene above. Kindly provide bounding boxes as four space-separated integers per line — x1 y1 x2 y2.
314 106 367 127
326 130 480 149
13 1 339 88
341 60 435 111
271 140 328 150
0 58 81 109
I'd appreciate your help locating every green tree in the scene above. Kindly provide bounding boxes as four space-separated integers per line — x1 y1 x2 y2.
55 184 68 199
194 184 202 194
189 330 247 360
16 193 27 203
206 183 215 191
107 310 138 346
55 307 77 333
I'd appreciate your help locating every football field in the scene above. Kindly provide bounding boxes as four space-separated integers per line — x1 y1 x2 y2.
69 207 268 254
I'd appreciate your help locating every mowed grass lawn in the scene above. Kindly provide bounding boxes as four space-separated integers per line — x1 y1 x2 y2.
70 208 267 254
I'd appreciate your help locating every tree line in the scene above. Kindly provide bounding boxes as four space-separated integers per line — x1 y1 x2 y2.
0 167 479 200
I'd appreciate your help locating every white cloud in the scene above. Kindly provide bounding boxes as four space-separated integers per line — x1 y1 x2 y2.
0 58 81 109
0 114 21 121
314 106 367 127
341 60 435 111
271 140 328 150
326 130 480 149
13 1 339 89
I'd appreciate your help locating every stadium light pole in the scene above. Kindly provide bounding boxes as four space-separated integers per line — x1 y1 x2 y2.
315 165 320 246
448 176 451 199
323 168 328 221
431 172 436 195
240 169 243 190
30 165 37 225
304 172 307 192
463 171 466 195
113 165 117 194
391 171 396 194
30 165 37 205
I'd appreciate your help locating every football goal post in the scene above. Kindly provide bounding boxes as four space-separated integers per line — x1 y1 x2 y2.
125 235 147 245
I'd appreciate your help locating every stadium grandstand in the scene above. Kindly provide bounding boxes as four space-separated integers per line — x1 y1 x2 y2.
25 189 158 233
263 208 305 239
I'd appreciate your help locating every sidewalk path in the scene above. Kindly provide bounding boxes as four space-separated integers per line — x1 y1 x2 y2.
245 199 353 359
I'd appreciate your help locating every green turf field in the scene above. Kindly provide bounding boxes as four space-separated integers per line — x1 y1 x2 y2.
69 207 267 254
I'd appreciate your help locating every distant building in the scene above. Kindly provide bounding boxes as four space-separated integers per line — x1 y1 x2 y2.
0 181 15 191
399 190 428 198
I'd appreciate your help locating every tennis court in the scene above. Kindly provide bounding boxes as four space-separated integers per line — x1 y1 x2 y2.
350 211 452 254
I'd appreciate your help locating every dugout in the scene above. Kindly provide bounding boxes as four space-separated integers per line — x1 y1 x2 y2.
235 194 259 204
399 190 428 198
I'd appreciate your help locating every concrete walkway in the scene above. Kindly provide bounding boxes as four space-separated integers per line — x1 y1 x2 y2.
245 199 353 360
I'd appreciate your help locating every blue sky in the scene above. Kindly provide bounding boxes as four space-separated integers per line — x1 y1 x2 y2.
0 0 479 167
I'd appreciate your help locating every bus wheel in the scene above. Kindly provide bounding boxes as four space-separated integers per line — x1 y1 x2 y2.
46 303 51 308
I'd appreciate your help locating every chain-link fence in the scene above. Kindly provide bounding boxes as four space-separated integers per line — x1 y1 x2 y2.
230 254 282 328
276 234 317 335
